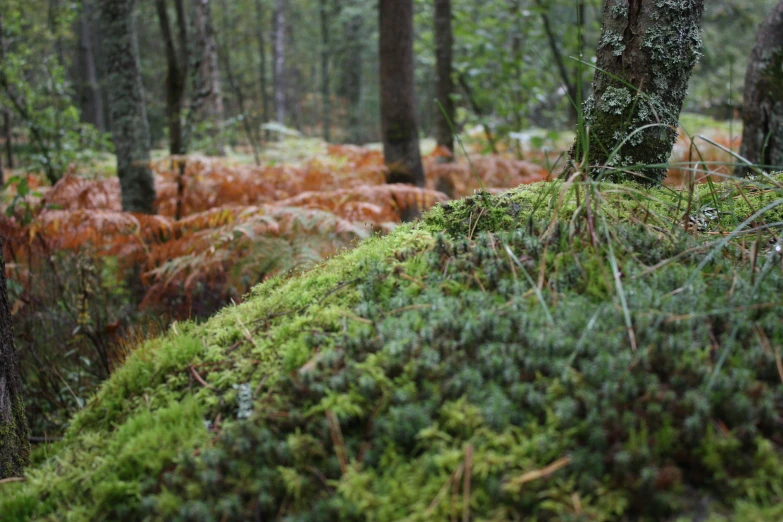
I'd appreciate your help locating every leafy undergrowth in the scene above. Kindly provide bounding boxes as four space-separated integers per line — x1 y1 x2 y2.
1 145 547 436
2 172 783 521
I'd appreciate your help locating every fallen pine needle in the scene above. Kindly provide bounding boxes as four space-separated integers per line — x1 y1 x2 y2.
504 456 572 490
326 410 349 475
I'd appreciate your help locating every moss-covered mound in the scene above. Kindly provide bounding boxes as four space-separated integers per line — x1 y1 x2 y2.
3 178 783 521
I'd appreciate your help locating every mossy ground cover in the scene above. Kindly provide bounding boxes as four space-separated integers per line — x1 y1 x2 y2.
2 176 783 521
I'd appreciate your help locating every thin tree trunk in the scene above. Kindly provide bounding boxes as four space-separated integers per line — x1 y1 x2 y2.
193 0 225 155
736 1 783 176
457 72 498 154
48 0 66 66
254 0 270 137
218 0 261 165
510 0 527 159
534 0 578 124
274 0 286 125
379 0 425 221
155 0 189 156
434 0 455 155
0 237 30 479
3 111 12 177
340 11 363 143
320 0 331 142
76 1 106 132
563 0 705 185
99 0 156 213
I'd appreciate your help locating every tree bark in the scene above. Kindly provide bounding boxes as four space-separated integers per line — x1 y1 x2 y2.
218 0 261 165
0 237 30 479
564 0 705 185
3 111 12 177
75 0 106 132
99 0 156 214
379 0 425 207
320 0 331 142
0 13 10 177
274 0 286 125
254 0 270 135
737 1 783 176
434 0 455 155
193 0 225 155
156 0 189 156
340 10 363 143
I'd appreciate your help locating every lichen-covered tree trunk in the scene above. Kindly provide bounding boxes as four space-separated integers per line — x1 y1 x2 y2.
564 0 705 185
434 0 455 155
99 0 156 214
0 238 30 479
379 0 425 218
736 1 783 177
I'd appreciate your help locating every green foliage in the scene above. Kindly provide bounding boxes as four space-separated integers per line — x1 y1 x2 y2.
0 0 110 182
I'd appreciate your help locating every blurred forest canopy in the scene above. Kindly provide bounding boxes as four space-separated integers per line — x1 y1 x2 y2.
0 0 775 171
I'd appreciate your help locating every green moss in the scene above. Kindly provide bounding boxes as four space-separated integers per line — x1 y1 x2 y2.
2 179 783 520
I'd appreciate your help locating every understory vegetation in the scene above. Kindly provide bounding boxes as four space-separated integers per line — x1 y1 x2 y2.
2 162 782 520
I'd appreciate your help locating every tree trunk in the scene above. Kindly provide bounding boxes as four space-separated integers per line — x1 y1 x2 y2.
156 0 189 156
340 11 363 143
320 0 331 142
736 1 783 177
274 0 286 125
3 111 12 177
535 0 579 125
218 0 261 165
0 12 10 177
564 0 705 185
0 237 30 479
76 0 106 132
434 0 455 155
193 0 225 155
254 0 270 135
379 0 425 210
99 0 156 214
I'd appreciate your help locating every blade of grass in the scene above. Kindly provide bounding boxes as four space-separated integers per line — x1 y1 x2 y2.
504 244 555 326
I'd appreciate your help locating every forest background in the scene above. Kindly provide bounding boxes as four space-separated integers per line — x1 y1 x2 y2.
0 0 775 441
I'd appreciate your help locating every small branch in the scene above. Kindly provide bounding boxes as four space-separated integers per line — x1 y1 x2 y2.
0 477 25 485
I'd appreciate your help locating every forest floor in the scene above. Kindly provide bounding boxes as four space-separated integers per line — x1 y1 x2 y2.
4 116 783 521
